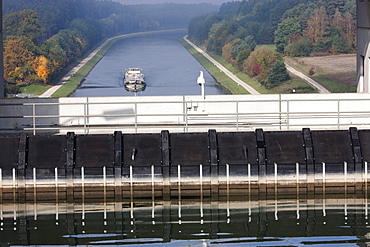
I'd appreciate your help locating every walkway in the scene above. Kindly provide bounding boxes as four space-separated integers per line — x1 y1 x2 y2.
285 64 330 93
183 36 261 95
39 38 114 98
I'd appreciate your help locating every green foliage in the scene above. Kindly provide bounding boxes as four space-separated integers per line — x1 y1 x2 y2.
3 0 217 88
231 36 256 60
4 9 44 43
235 49 251 71
274 18 301 53
285 37 312 57
267 60 291 87
278 0 356 56
5 84 21 95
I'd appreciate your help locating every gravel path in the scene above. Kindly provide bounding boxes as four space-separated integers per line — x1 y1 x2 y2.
285 64 330 93
183 35 260 95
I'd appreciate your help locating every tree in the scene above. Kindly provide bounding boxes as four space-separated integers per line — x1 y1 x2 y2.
4 37 35 83
267 60 290 87
274 17 301 53
33 55 51 83
285 36 312 56
4 10 44 43
303 7 330 52
231 36 256 59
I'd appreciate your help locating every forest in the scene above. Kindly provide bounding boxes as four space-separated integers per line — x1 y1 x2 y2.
3 0 218 93
188 0 356 89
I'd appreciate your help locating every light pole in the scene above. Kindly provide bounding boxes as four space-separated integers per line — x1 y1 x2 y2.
197 71 205 99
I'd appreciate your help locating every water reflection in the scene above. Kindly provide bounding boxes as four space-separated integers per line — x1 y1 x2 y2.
0 195 370 246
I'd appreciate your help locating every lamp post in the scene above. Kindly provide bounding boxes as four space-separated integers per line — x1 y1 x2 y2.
197 71 205 99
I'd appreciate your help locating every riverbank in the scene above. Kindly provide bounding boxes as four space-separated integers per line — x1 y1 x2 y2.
181 38 322 94
36 29 186 98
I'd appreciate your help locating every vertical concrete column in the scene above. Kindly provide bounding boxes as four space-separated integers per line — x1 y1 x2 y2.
256 129 266 197
161 130 170 200
302 128 315 194
0 0 4 98
114 131 123 201
17 133 28 202
66 132 75 203
349 127 363 193
209 129 219 200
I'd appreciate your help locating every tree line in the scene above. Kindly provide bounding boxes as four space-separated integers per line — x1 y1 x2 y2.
188 0 356 89
3 0 218 92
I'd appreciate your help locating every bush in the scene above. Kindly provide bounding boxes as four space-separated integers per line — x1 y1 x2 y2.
285 37 312 57
5 83 21 95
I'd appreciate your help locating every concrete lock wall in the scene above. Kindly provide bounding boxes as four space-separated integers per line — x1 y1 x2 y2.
0 128 369 201
357 0 370 93
2 94 370 133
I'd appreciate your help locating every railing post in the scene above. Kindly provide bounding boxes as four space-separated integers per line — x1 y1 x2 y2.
236 101 239 131
279 94 282 131
83 103 87 134
287 100 290 130
32 104 36 135
135 102 138 134
337 99 340 130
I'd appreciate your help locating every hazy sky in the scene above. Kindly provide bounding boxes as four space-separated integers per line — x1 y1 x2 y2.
117 0 229 5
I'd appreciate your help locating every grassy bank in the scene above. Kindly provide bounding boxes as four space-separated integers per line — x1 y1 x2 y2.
181 39 317 94
180 38 249 94
285 57 356 93
51 39 118 97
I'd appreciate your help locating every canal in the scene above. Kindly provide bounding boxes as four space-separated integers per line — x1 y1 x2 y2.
2 30 369 246
71 30 229 97
0 195 369 246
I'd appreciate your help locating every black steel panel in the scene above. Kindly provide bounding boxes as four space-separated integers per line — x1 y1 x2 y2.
171 133 209 166
359 130 370 162
0 135 19 169
28 135 66 168
123 133 162 167
75 135 114 168
265 131 305 165
311 131 353 164
218 132 257 165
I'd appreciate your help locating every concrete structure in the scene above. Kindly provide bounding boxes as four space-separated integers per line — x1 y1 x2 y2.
358 0 370 92
1 94 370 134
0 128 369 201
0 0 4 99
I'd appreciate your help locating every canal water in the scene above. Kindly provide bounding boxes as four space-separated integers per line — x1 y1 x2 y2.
71 30 229 97
1 195 369 246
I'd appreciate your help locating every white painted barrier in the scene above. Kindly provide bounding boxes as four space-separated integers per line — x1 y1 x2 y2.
1 94 370 134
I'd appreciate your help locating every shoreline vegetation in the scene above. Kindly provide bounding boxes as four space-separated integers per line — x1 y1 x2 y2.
22 30 355 97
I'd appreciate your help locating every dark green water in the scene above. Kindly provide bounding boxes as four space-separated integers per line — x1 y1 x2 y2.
1 196 369 246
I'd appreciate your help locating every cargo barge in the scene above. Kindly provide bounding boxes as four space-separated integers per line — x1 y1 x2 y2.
124 68 145 85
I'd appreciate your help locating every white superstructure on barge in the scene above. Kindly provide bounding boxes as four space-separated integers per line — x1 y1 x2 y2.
124 68 145 84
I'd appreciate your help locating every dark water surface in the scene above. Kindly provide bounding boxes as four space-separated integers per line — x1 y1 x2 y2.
0 196 369 246
71 30 229 97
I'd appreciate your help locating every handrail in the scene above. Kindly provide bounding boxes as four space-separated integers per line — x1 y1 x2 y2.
1 97 370 134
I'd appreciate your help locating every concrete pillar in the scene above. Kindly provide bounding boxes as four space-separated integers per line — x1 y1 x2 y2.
0 0 4 98
357 0 370 93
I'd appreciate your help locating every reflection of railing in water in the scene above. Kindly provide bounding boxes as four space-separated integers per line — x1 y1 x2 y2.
0 161 370 202
0 196 369 246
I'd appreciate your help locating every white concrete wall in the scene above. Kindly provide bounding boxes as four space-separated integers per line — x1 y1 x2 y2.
357 0 370 93
1 94 370 133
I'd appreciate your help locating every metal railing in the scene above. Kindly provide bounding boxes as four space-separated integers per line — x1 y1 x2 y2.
1 97 370 134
